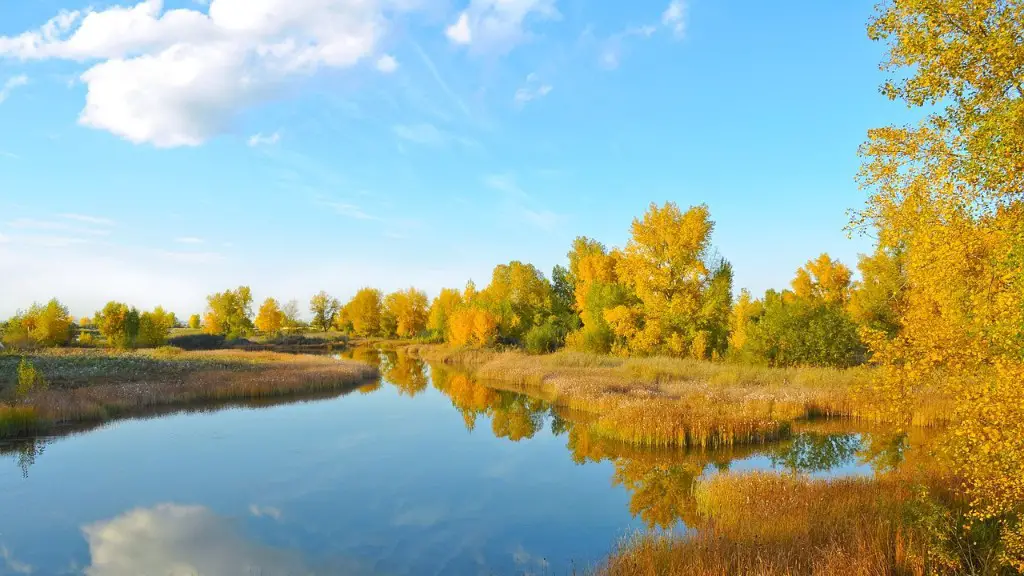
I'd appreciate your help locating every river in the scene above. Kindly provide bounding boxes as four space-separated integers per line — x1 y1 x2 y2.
0 349 892 575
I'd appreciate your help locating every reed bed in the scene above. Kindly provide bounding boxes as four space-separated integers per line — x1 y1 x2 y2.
407 345 952 449
0 348 378 439
596 471 989 576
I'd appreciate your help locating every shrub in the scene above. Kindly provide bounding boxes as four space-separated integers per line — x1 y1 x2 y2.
15 358 47 400
167 333 226 351
525 321 563 355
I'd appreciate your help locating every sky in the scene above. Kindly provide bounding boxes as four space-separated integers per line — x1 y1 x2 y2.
0 0 915 319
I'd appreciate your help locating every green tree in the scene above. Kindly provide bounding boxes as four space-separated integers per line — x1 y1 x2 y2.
137 306 175 348
203 287 254 339
95 302 140 349
482 261 553 343
188 314 201 330
309 291 341 332
848 247 906 337
428 288 463 339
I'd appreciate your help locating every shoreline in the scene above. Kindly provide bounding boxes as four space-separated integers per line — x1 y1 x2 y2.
0 348 379 440
405 344 950 449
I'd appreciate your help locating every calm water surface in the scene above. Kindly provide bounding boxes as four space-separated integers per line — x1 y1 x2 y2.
0 350 891 575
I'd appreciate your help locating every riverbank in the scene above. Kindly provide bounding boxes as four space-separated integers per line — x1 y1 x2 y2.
0 348 378 439
406 345 950 449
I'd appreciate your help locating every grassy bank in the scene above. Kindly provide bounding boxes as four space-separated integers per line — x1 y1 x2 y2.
596 469 1003 576
0 348 378 439
407 345 950 449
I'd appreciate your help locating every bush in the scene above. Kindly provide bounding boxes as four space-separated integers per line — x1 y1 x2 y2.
16 358 47 400
152 346 185 358
167 333 226 351
741 294 865 368
525 321 563 355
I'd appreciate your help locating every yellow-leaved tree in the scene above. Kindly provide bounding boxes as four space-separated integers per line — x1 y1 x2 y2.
255 298 285 336
605 202 732 358
428 288 463 339
383 288 429 338
859 0 1024 566
791 253 852 305
342 288 383 337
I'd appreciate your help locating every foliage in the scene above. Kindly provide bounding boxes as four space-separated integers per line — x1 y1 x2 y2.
859 0 1024 566
741 290 864 368
848 247 906 337
427 288 463 339
524 319 564 355
95 302 140 349
606 203 733 357
167 334 227 351
255 298 286 336
15 358 47 400
383 288 429 338
203 287 254 339
308 291 341 333
341 288 382 337
137 306 176 348
481 261 553 343
791 253 852 305
1 299 74 349
280 300 303 329
188 314 201 330
447 307 499 347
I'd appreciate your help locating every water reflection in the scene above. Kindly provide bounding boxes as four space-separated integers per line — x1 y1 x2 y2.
1 346 925 573
82 504 311 576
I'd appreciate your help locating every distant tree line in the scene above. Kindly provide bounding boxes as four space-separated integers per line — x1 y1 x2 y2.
0 201 904 367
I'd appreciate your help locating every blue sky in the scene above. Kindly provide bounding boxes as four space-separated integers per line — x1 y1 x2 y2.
0 0 911 319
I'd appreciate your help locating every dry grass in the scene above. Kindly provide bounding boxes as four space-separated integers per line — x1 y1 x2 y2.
407 345 951 449
0 348 378 439
596 471 988 576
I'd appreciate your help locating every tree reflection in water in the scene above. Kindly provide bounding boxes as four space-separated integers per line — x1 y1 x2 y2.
425 359 915 531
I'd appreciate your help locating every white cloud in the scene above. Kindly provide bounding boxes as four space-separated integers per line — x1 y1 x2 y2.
513 73 552 106
445 0 558 54
445 12 472 44
600 25 657 70
247 131 280 147
0 0 421 146
0 75 28 104
662 0 686 38
175 236 205 244
375 53 398 73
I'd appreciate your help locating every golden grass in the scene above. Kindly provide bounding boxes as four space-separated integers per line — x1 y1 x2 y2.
597 471 986 576
407 345 951 449
0 348 378 439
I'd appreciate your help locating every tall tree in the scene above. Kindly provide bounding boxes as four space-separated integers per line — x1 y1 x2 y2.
605 203 730 357
383 288 429 338
203 286 254 338
860 0 1024 561
256 298 286 336
428 288 463 339
309 291 341 332
96 302 140 349
137 306 175 348
343 288 383 337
